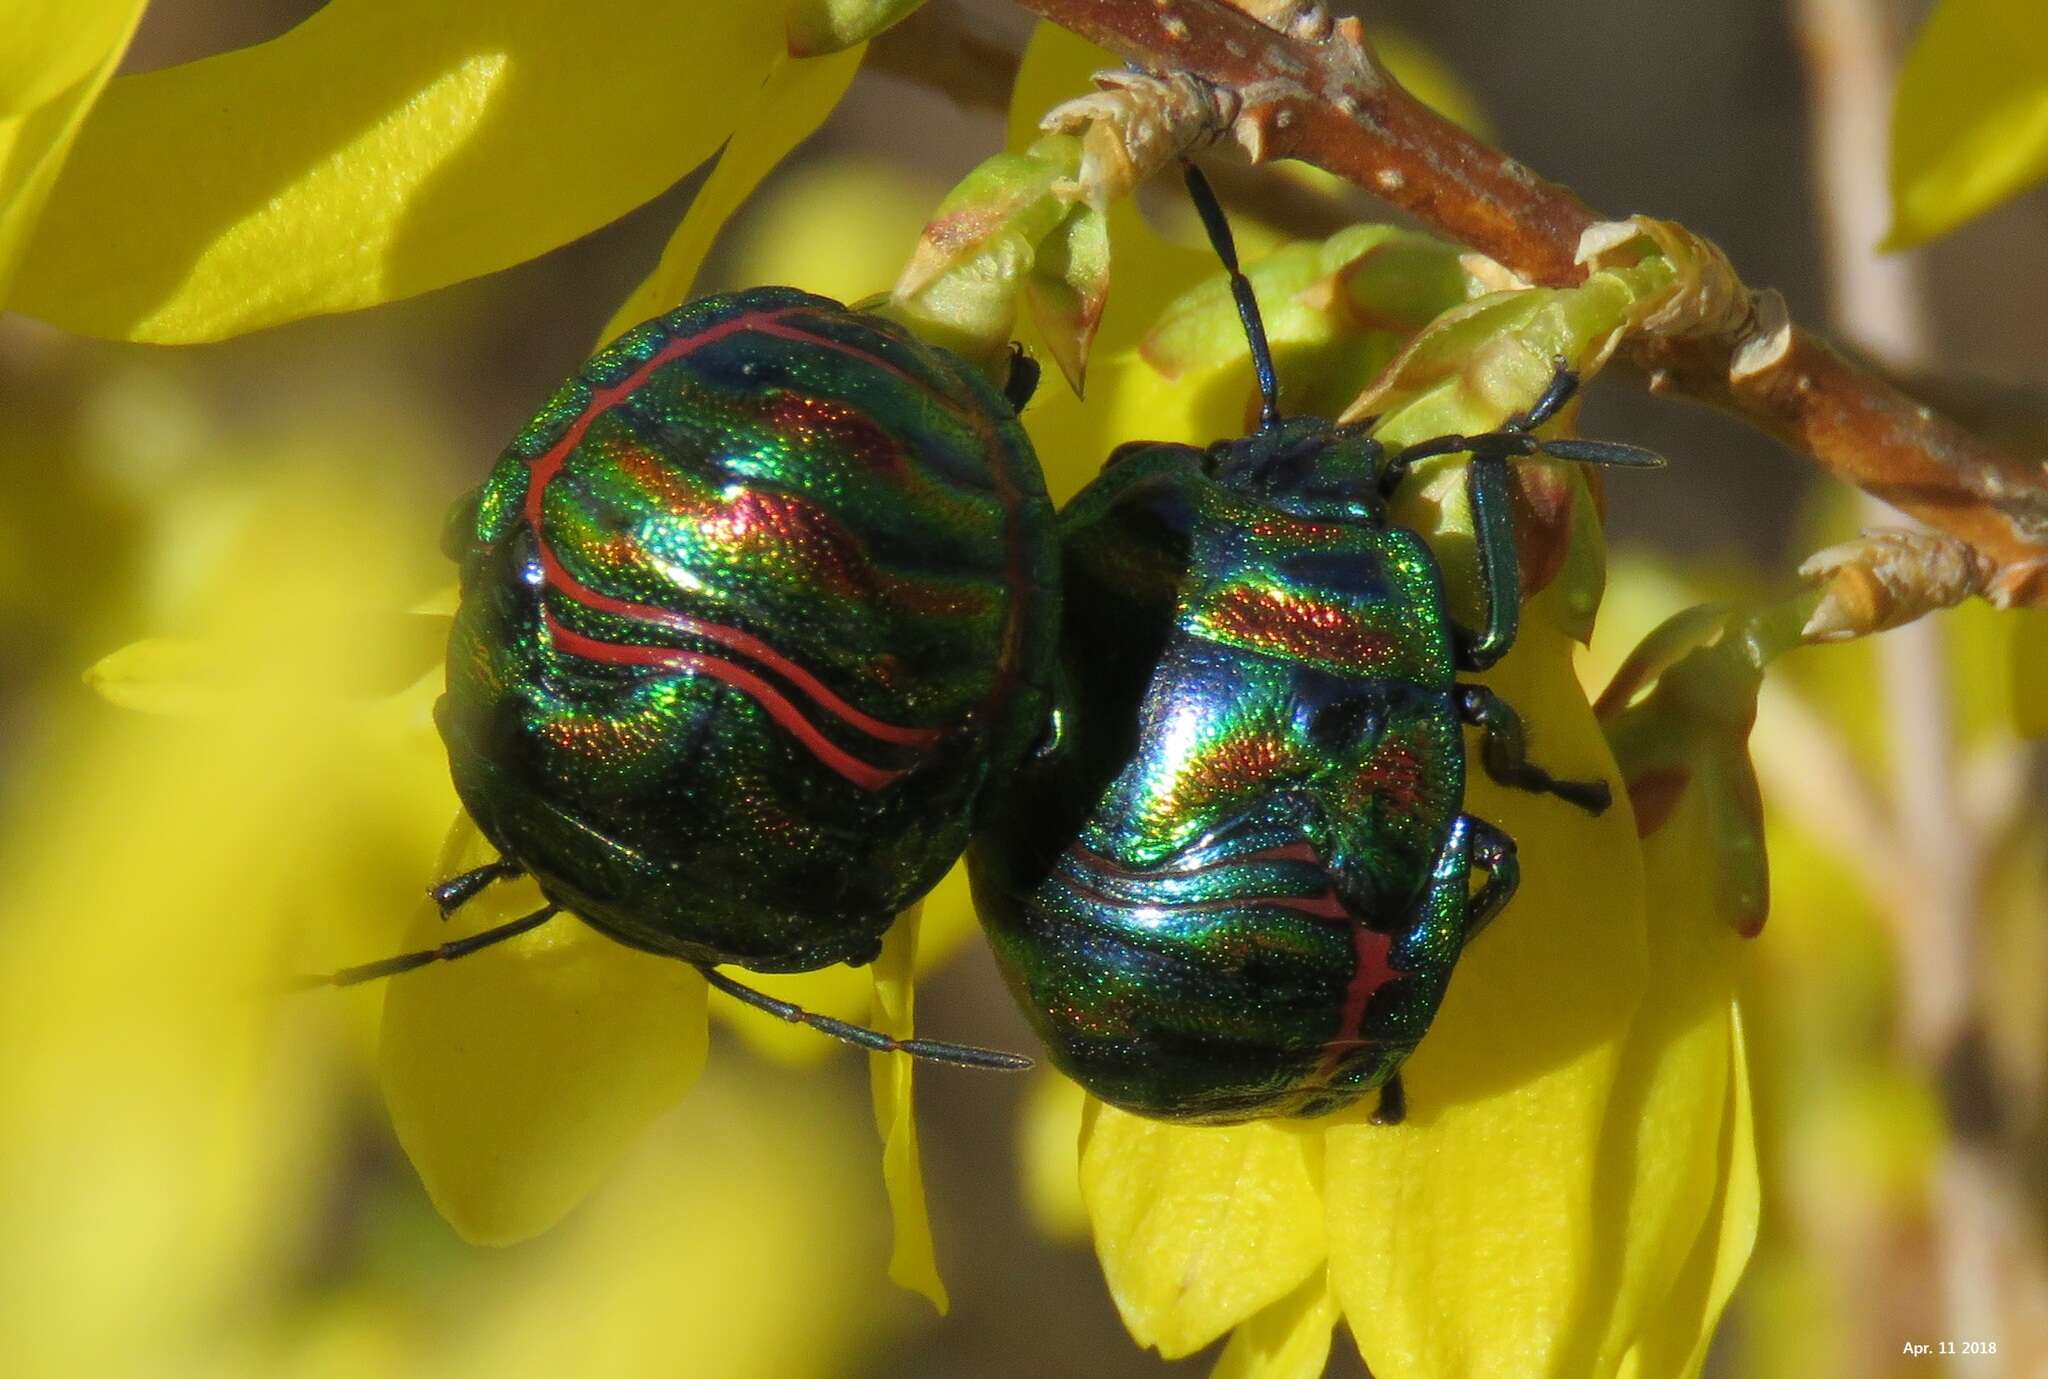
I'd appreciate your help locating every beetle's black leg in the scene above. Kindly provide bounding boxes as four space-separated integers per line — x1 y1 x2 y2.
290 904 560 988
1372 1071 1407 1126
1457 684 1611 814
1462 816 1520 944
696 966 1034 1072
428 858 522 919
1003 342 1041 413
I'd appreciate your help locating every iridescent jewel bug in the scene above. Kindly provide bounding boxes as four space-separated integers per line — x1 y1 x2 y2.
968 167 1665 1121
307 287 1057 1070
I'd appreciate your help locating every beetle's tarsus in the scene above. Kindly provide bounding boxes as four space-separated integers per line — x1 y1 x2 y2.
428 858 522 919
1371 1072 1407 1125
1457 685 1612 814
1509 361 1580 431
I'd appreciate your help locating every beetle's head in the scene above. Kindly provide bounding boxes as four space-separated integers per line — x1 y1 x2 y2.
1205 419 1387 524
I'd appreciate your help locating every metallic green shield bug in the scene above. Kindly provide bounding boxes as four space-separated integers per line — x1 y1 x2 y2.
312 287 1055 1070
969 169 1662 1120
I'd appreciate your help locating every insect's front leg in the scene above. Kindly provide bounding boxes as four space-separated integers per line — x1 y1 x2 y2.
1381 441 1522 671
1451 454 1520 671
1381 360 1616 672
1456 684 1610 814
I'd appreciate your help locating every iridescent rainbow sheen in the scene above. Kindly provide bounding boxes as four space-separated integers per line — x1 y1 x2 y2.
971 421 1492 1121
442 288 1058 972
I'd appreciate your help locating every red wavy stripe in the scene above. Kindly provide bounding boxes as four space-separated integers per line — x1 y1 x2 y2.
1056 847 1349 920
541 607 905 793
1063 841 1404 1051
537 546 942 747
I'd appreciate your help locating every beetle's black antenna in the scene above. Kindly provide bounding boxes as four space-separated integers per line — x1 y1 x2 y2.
289 904 561 988
1182 161 1280 431
697 965 1034 1072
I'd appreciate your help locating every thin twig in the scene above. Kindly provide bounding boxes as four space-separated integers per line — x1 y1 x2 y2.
1003 0 2048 607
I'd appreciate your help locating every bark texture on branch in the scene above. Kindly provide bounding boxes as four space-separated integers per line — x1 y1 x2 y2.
1007 0 2048 607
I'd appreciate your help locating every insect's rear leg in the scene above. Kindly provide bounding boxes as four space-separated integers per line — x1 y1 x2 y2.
1372 1071 1407 1125
1457 684 1610 814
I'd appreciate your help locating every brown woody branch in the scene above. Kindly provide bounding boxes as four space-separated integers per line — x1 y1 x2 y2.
1005 0 2048 607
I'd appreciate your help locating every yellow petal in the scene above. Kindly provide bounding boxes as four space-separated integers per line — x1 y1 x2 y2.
1888 0 2048 246
868 903 949 1311
787 0 922 57
1209 1271 1342 1379
418 1066 886 1379
0 2 145 295
0 3 137 112
11 2 788 341
1615 1012 1759 1379
86 613 449 715
599 44 865 345
1324 584 1650 1379
1018 1069 1090 1241
380 816 708 1246
85 636 236 715
1582 706 1760 1369
1080 1104 1326 1357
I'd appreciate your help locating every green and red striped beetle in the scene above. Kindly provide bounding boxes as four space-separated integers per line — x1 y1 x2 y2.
967 169 1664 1122
310 286 1056 1069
